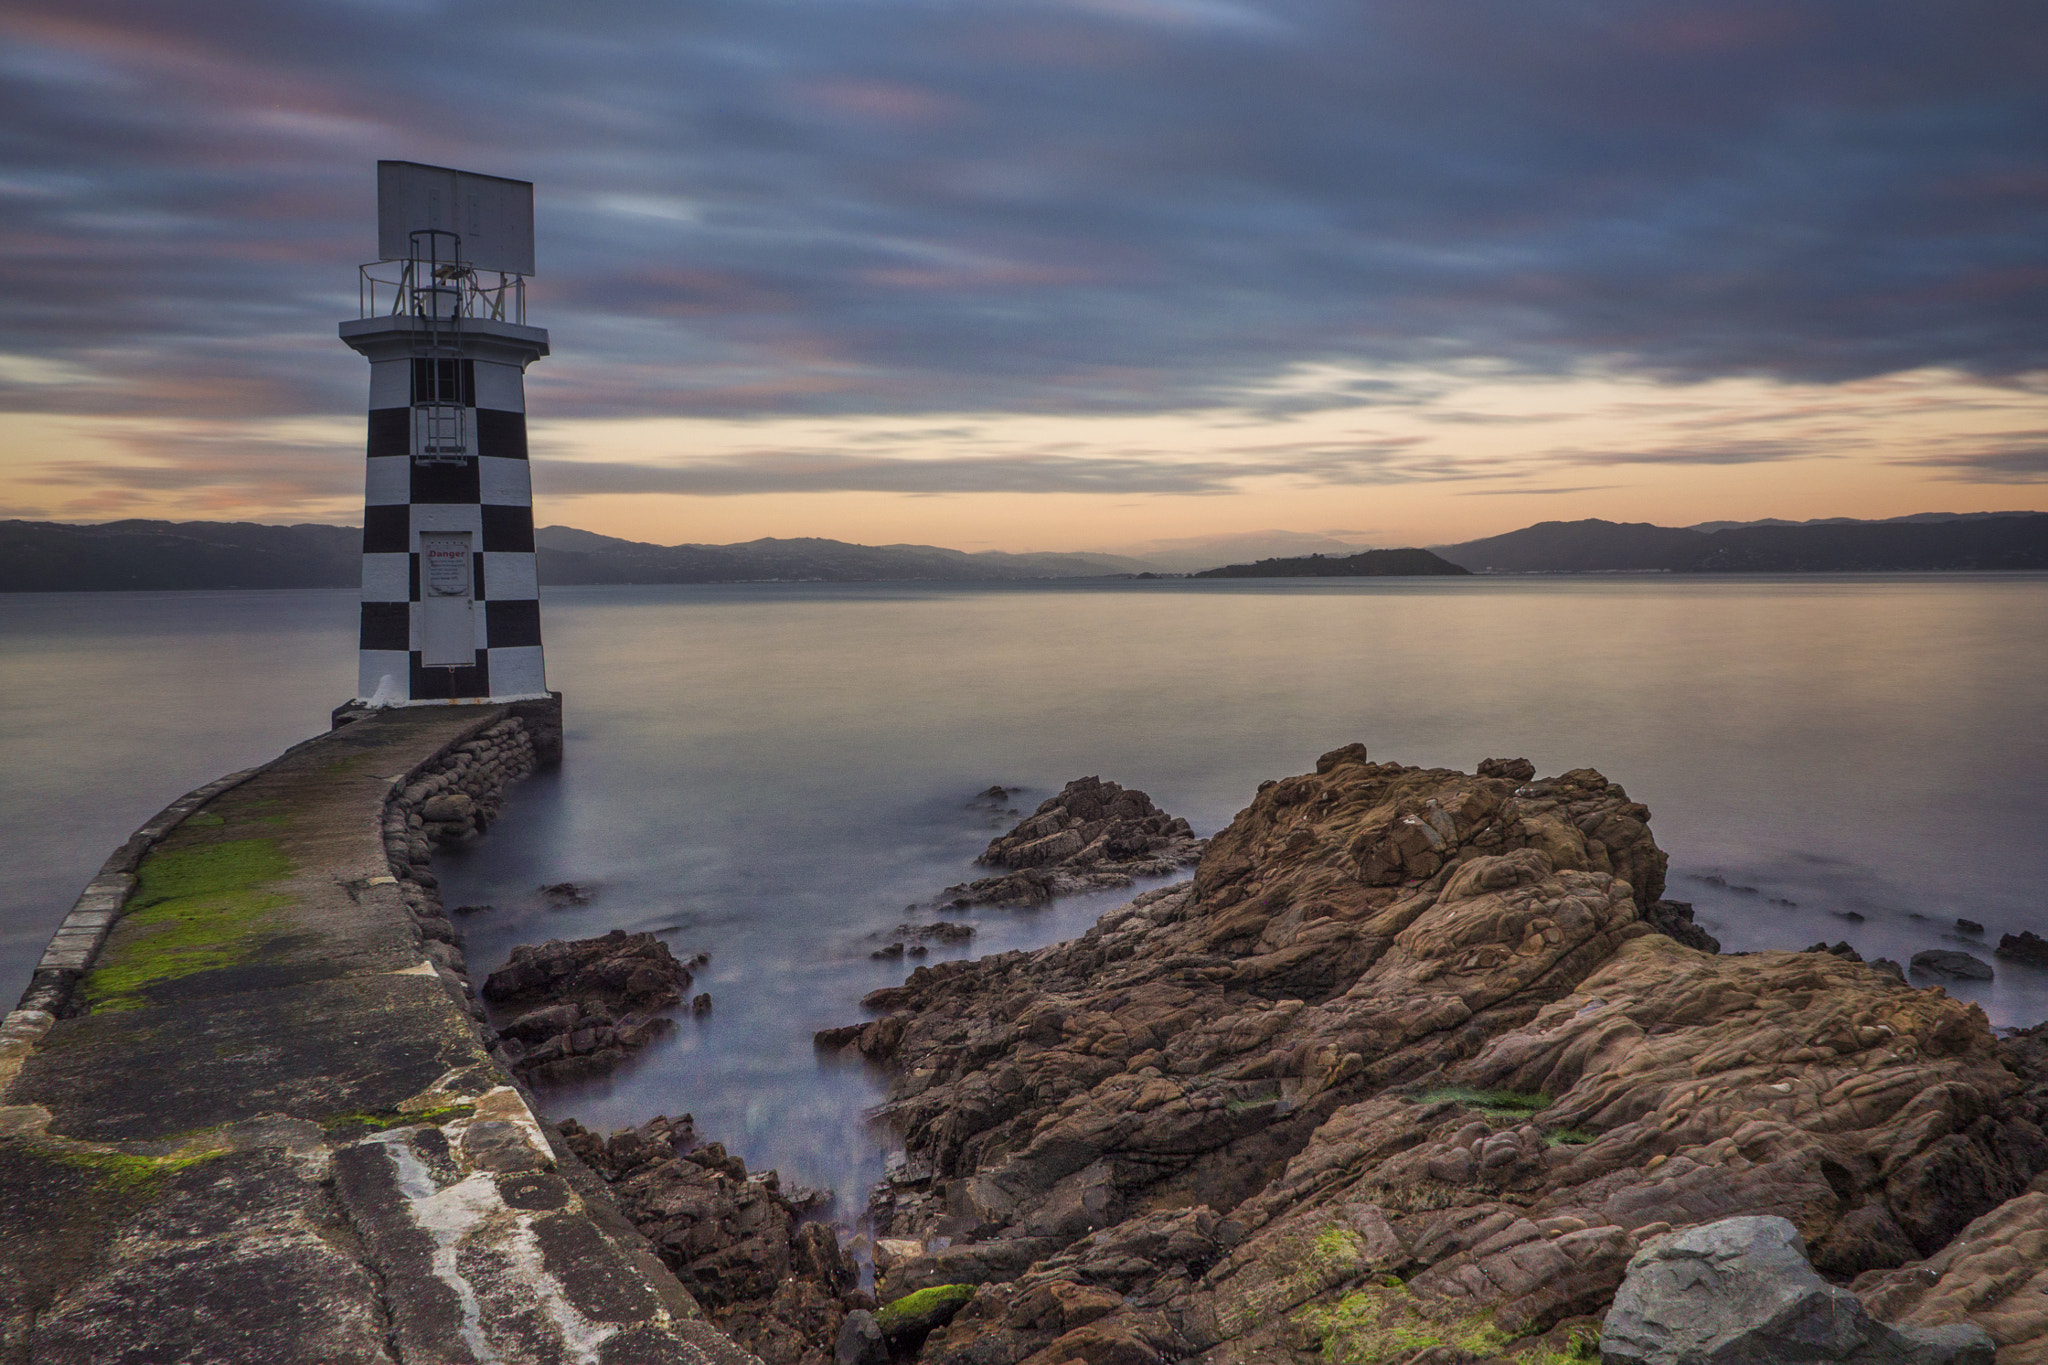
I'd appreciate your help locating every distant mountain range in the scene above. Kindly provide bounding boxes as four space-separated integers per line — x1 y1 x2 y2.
0 519 363 592
2 511 2042 592
530 526 1148 584
1434 512 2048 573
0 519 1147 592
1193 548 1469 578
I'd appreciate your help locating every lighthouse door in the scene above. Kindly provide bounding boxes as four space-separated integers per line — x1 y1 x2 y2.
419 533 475 667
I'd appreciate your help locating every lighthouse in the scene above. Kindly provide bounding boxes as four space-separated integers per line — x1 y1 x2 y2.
341 161 550 706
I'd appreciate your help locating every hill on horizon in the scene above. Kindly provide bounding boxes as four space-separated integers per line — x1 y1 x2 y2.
1192 547 1469 578
5 511 2045 591
0 519 1152 592
529 526 1150 584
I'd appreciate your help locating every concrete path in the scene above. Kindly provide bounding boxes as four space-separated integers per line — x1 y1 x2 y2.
0 707 757 1365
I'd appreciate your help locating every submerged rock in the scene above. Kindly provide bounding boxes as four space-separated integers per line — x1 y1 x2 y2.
823 746 2048 1365
938 776 1204 907
1602 1216 1994 1365
1911 950 1995 981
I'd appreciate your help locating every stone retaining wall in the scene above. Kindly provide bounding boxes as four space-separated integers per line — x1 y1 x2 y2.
380 712 543 1019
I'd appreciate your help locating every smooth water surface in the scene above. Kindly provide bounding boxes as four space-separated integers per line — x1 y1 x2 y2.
6 576 2047 1217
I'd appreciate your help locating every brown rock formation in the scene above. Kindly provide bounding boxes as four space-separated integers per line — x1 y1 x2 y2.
821 746 2048 1365
481 929 695 1085
940 776 1205 908
558 1115 857 1365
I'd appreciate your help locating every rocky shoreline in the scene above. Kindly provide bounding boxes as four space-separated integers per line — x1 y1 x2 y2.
443 746 2048 1365
794 746 2048 1365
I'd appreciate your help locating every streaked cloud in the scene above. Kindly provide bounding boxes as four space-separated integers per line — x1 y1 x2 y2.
1 0 2045 541
1892 431 2048 483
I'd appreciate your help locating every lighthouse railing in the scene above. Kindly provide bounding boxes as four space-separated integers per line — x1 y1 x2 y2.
357 262 526 326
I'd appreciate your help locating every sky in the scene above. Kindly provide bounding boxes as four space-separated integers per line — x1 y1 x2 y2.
2 0 2045 554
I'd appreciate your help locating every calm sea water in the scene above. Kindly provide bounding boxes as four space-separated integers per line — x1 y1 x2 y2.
6 577 2047 1215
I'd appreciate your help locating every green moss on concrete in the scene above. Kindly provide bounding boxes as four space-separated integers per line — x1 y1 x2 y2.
52 1147 225 1195
317 751 378 778
82 837 295 1012
874 1283 975 1335
1413 1086 1551 1120
321 1104 474 1137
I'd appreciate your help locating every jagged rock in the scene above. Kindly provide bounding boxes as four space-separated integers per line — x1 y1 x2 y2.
823 748 2048 1365
1601 1216 1993 1365
1997 931 2048 968
1856 1191 2048 1365
1646 898 1720 953
484 928 693 1009
559 1115 861 1365
938 776 1204 908
1809 940 1864 961
835 1310 886 1365
1911 950 1994 981
482 930 694 1084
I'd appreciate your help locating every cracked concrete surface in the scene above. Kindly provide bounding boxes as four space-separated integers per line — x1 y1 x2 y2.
0 705 760 1365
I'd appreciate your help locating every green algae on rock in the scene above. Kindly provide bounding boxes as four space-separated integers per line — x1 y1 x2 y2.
875 1284 977 1338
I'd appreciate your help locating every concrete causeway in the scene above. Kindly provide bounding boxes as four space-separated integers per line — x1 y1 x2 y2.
0 705 759 1365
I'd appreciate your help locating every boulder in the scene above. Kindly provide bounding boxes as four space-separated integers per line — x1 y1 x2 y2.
1601 1216 1993 1365
419 791 475 822
835 1310 886 1365
1911 950 1994 981
873 1284 975 1341
1645 898 1721 953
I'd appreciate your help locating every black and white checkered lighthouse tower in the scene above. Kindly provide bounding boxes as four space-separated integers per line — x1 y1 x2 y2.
341 161 549 706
